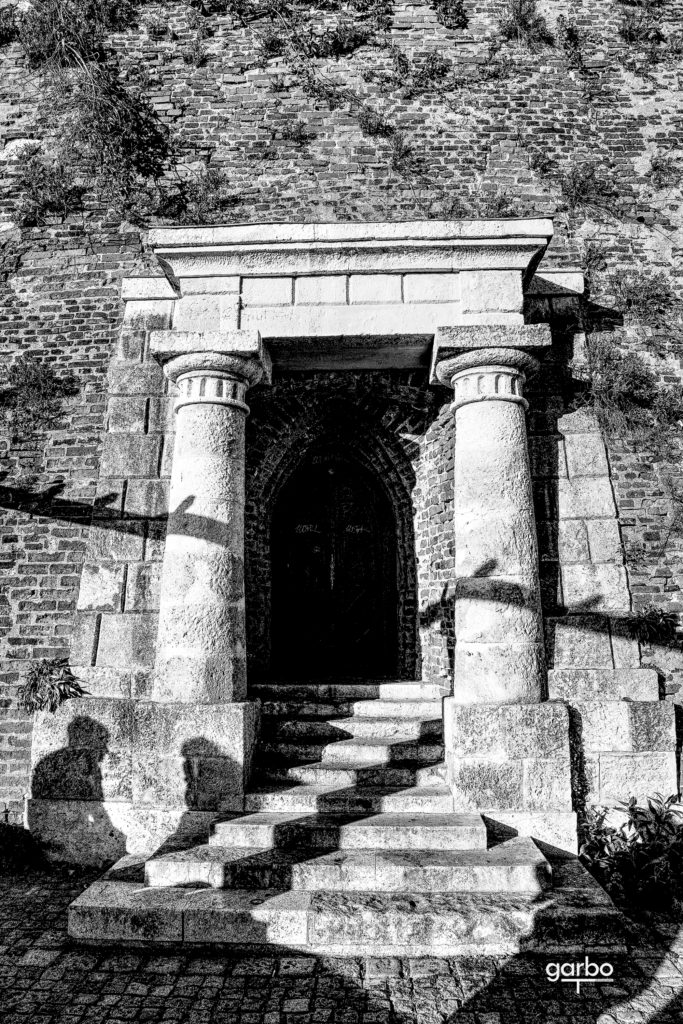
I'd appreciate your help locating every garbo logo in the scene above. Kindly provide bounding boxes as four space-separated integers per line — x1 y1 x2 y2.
546 957 614 994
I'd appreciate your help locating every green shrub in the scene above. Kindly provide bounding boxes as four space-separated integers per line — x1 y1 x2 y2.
278 117 315 146
433 0 468 30
174 168 240 224
580 794 683 912
0 354 79 437
18 659 84 714
619 8 664 47
650 151 680 189
627 603 682 648
499 0 553 51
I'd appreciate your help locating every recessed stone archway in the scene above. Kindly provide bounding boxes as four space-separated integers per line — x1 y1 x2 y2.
245 385 420 681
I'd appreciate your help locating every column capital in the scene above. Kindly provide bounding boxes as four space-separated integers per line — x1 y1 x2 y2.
150 330 272 414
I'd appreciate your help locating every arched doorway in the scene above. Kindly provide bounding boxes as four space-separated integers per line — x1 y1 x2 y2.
271 447 398 678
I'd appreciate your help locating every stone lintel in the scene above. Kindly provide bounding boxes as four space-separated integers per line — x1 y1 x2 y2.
430 324 552 384
148 219 553 281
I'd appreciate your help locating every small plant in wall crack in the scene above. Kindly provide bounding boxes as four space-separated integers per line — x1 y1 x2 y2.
608 267 680 329
433 0 468 31
499 0 553 52
18 659 85 714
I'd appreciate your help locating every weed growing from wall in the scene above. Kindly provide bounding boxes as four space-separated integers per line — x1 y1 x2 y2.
433 0 468 30
609 268 679 329
0 354 79 439
0 5 18 46
499 0 553 52
17 659 84 714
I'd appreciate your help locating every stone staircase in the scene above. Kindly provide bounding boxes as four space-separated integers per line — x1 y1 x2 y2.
69 680 632 954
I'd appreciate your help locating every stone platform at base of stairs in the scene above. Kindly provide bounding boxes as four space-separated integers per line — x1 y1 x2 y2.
68 843 634 956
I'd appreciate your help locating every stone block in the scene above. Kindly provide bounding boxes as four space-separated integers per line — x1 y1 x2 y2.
70 614 99 666
241 276 293 305
460 270 522 313
482 812 578 854
448 758 524 810
610 628 640 669
107 397 147 433
86 521 145 562
107 361 165 396
404 273 460 303
179 276 240 294
598 751 678 804
69 879 186 942
31 747 133 803
27 799 214 865
557 520 590 563
548 615 613 668
630 701 677 752
557 477 616 519
557 408 601 434
445 700 570 760
172 295 222 332
571 701 631 752
96 614 158 669
147 397 175 434
67 667 134 700
77 563 125 613
121 297 174 329
452 642 546 704
125 563 161 612
454 578 543 644
132 753 244 810
522 758 573 811
548 668 659 701
133 701 258 765
563 433 609 477
31 698 135 756
561 564 630 613
124 479 169 519
295 276 346 304
100 435 161 479
587 519 623 564
349 274 402 304
144 520 167 561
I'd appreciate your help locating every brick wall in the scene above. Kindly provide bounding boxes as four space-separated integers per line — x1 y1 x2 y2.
2 0 683 815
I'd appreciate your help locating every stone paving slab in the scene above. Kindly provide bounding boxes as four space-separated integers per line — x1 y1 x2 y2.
2 867 683 1023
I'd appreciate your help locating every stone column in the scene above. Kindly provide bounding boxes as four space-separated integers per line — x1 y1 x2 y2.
150 332 271 703
436 346 545 704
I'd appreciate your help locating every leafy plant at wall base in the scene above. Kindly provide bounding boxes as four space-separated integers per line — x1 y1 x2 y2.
580 795 683 912
0 354 79 438
499 0 553 52
18 659 85 714
433 0 468 30
626 603 682 649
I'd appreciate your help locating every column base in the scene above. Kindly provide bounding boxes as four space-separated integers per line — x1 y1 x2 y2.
444 699 576 851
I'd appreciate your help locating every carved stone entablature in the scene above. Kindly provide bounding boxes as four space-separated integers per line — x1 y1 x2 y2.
125 220 556 370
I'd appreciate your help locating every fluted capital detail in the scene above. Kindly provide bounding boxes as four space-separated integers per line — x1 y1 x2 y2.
150 330 271 416
435 347 539 412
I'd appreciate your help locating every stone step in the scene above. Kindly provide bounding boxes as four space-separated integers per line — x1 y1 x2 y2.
250 681 444 703
69 872 632 953
260 698 441 720
258 739 445 766
256 760 447 789
261 716 443 743
209 812 487 851
145 837 551 893
244 783 454 814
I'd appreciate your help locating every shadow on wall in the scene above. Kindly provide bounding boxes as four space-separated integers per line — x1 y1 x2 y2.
28 716 244 866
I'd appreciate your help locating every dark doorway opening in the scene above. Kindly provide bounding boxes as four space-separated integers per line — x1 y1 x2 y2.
271 448 399 678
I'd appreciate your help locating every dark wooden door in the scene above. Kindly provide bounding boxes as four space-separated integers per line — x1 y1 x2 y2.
271 453 398 678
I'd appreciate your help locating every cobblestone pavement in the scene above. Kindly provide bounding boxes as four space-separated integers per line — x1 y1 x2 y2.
1 869 683 1024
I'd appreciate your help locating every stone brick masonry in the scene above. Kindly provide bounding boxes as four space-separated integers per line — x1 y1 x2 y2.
2 1 683 828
